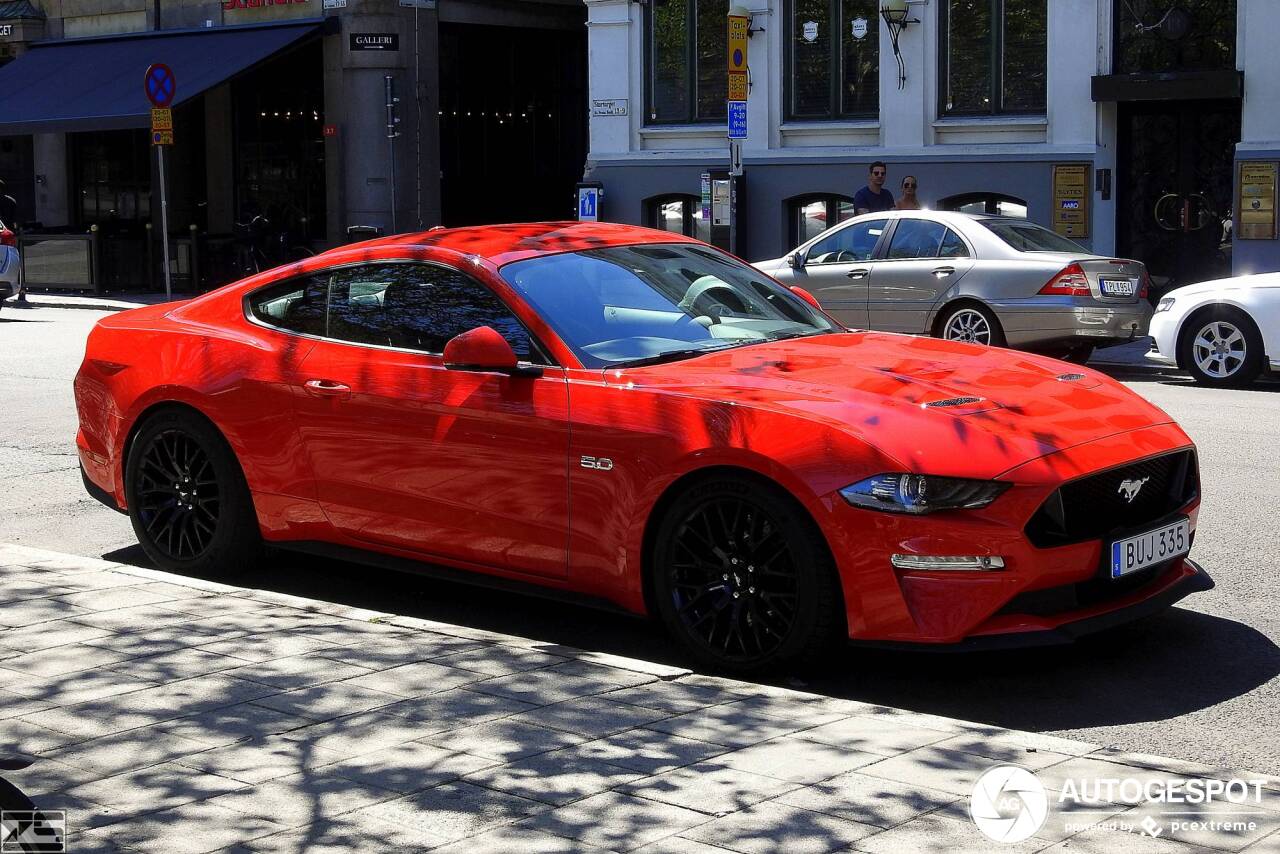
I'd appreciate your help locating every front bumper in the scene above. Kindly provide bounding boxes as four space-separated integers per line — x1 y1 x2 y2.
853 558 1213 651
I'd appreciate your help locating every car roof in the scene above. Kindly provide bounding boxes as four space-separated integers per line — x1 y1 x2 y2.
341 221 702 266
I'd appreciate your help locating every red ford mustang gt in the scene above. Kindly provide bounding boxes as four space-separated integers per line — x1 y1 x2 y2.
75 222 1212 672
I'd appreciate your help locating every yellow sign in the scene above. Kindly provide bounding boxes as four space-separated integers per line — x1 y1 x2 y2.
728 15 748 73
150 108 173 131
1238 161 1277 240
152 129 174 146
728 71 748 102
1051 163 1091 238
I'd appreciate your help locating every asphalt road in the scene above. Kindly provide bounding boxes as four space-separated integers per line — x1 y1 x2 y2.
2 302 1278 775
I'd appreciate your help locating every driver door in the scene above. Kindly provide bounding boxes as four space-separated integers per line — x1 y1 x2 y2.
787 218 889 328
290 261 571 579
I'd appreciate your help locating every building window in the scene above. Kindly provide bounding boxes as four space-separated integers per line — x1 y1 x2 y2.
940 0 1046 116
938 192 1028 218
787 0 879 120
647 194 710 242
788 194 857 246
646 0 728 124
1114 0 1235 75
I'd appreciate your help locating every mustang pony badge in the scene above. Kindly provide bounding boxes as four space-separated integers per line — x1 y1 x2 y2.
1118 476 1150 503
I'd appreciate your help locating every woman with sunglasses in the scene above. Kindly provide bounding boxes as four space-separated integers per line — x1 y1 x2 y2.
896 176 922 210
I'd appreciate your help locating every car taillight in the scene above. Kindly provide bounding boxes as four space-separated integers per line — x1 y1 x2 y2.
1139 268 1151 299
0 229 14 248
1038 263 1091 296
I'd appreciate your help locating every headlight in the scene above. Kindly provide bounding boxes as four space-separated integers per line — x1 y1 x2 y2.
840 474 1010 515
1155 297 1176 313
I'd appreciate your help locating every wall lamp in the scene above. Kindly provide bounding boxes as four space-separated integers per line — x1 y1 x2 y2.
881 0 921 90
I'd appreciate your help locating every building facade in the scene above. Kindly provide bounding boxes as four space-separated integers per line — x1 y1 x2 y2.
584 0 1280 285
0 0 587 289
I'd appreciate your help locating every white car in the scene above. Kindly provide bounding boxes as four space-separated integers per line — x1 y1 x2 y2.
1149 273 1280 386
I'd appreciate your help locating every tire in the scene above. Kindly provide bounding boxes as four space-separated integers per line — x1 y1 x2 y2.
937 303 1006 347
1178 307 1264 388
650 474 845 675
124 408 262 577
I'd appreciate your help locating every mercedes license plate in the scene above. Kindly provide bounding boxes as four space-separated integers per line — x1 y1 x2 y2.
1110 518 1190 578
1101 277 1138 297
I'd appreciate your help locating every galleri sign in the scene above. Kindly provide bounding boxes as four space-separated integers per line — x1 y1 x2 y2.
350 33 399 51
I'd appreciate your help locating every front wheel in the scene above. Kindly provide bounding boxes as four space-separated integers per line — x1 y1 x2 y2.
651 475 845 674
124 409 262 577
937 303 1006 347
1179 308 1264 387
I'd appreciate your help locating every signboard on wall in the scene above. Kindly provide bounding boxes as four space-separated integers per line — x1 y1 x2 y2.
1051 163 1091 238
591 99 628 117
1238 161 1278 240
0 25 12 38
350 33 399 51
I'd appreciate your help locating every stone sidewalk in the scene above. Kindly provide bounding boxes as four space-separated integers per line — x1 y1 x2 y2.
1 544 1276 854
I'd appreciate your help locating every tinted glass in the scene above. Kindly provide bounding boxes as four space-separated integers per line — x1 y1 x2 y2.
695 0 729 120
651 0 690 121
807 218 887 263
1115 0 1235 74
939 229 970 258
983 221 1086 253
790 0 832 118
1002 0 1046 112
840 0 879 116
886 220 948 260
942 0 992 113
499 243 837 368
248 273 328 337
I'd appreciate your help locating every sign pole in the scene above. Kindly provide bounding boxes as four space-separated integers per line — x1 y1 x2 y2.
157 145 172 300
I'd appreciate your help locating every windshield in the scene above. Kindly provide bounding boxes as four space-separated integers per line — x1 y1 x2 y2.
499 243 838 368
982 220 1087 253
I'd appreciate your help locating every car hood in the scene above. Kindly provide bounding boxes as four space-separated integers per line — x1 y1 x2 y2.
1165 272 1280 299
608 332 1178 481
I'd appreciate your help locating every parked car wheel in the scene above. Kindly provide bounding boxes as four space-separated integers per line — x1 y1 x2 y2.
651 474 844 674
937 303 1006 347
125 408 262 576
1178 307 1265 387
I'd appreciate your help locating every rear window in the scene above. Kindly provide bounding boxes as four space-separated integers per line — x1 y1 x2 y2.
982 220 1086 253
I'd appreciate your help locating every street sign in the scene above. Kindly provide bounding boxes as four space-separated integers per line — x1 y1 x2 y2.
577 186 600 222
728 14 748 72
728 72 747 102
144 63 176 108
152 130 173 146
150 108 172 131
727 100 747 139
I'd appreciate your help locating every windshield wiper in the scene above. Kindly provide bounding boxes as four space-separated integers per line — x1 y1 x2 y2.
764 329 827 342
611 344 738 369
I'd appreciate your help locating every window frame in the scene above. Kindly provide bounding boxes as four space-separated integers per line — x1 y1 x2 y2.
876 218 974 262
242 259 558 366
644 0 728 126
784 0 880 122
788 193 858 249
646 194 704 238
938 0 1046 118
800 214 892 266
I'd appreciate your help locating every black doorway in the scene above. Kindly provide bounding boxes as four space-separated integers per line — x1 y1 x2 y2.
438 22 587 226
1117 99 1240 291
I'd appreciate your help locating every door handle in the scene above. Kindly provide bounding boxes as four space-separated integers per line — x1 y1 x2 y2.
846 269 869 280
932 267 955 278
304 379 351 397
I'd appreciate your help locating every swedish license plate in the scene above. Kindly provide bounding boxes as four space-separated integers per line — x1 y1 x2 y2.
1110 518 1190 578
1101 277 1138 297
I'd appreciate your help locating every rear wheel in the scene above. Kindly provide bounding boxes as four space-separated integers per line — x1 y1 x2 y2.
937 303 1006 347
1179 307 1264 387
651 475 844 674
125 409 262 577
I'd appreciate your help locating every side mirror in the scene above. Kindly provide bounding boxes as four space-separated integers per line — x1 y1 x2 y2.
788 251 804 269
443 326 542 377
789 285 823 311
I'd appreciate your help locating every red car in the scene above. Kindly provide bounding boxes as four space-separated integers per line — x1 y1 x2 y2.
75 222 1211 672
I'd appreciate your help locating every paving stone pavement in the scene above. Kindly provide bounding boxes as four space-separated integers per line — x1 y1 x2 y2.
1 544 1277 854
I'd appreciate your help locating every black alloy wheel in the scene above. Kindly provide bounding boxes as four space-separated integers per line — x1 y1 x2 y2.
652 475 844 673
125 409 262 577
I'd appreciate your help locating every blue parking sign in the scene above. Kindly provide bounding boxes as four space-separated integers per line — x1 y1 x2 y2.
727 101 747 139
578 187 599 221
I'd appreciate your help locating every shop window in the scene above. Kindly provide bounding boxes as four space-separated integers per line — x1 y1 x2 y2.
940 0 1046 116
787 0 880 120
938 192 1028 218
647 194 710 242
646 0 728 124
71 129 152 227
788 194 857 247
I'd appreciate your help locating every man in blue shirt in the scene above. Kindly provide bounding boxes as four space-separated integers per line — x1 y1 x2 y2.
854 161 895 214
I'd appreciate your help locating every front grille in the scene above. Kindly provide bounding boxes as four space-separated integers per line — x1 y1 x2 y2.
925 396 983 408
1025 450 1198 548
995 561 1174 618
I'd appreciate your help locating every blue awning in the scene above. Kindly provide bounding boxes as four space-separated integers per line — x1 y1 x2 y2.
0 18 329 135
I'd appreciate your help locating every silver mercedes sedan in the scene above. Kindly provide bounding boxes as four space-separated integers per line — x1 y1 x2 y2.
755 211 1152 362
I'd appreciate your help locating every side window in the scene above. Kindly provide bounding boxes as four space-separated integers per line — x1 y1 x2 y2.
939 228 970 258
329 263 538 360
247 273 329 337
886 220 948 260
806 218 888 264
